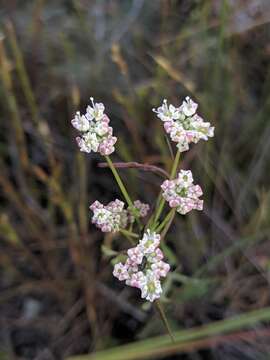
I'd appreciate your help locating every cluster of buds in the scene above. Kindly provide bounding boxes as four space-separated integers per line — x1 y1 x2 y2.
128 200 150 223
153 97 214 152
71 97 117 155
90 199 149 233
161 170 203 215
113 230 170 302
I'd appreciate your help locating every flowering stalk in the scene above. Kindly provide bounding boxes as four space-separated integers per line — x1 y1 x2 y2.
120 231 136 246
71 95 215 342
155 300 175 342
161 209 176 239
152 149 181 227
119 229 139 239
105 155 142 228
155 208 175 233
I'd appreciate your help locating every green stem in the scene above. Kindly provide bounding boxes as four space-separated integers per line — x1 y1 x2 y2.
152 198 166 228
120 229 139 239
145 193 162 229
155 209 175 233
155 300 175 343
120 233 135 246
169 149 181 180
152 150 181 226
161 209 176 239
105 156 142 228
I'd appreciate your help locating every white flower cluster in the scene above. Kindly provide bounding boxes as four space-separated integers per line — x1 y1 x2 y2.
161 170 203 215
90 199 149 233
153 97 214 152
71 97 117 155
113 230 170 302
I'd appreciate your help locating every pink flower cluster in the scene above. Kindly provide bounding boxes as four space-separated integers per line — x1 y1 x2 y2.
113 230 170 302
90 199 149 233
128 200 150 224
153 97 214 152
71 97 117 155
161 170 203 215
90 199 127 232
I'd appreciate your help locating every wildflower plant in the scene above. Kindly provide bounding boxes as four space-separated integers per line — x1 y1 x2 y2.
71 96 214 340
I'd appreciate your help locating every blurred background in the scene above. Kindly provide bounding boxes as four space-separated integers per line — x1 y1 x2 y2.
1 0 270 359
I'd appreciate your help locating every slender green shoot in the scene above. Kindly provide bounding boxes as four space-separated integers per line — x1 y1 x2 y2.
152 150 181 227
155 300 175 343
119 229 139 239
105 155 142 228
155 209 175 233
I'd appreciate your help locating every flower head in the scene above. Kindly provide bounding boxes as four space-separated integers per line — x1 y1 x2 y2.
112 230 170 302
71 98 117 155
133 200 150 218
128 200 150 223
90 199 150 233
90 199 127 232
153 97 214 152
161 169 203 215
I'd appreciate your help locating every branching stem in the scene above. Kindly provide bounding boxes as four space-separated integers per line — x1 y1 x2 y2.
105 155 142 228
152 150 181 227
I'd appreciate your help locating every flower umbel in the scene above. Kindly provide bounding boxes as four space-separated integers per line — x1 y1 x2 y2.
128 200 150 223
71 97 117 155
113 230 170 302
153 96 214 152
161 170 203 215
90 199 150 232
90 199 127 233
